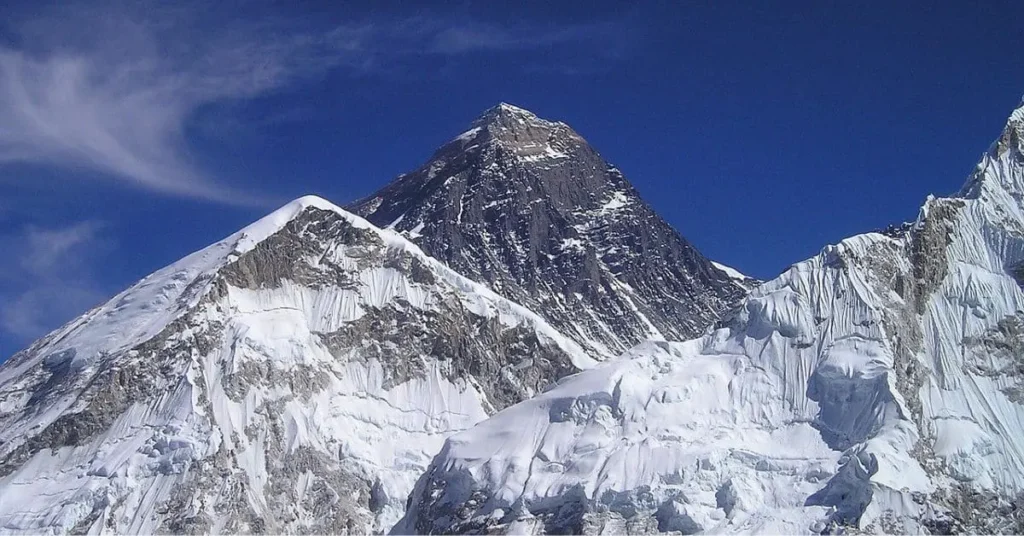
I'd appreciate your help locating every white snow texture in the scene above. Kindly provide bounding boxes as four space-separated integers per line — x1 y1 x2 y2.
4 99 1024 535
0 197 591 533
395 103 1024 533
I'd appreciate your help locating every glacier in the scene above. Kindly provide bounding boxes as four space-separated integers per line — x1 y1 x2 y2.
396 104 1024 534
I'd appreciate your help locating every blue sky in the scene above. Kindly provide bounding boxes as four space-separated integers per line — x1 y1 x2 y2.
1 0 1023 357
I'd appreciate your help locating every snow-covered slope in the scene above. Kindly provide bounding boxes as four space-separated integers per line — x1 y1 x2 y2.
711 261 757 290
0 196 592 534
351 103 747 358
397 103 1024 534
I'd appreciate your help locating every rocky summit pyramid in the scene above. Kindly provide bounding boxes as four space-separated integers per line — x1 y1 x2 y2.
351 103 750 358
397 102 1024 534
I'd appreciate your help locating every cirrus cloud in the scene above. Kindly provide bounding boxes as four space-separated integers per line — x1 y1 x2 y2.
0 3 369 205
0 2 629 206
0 221 109 345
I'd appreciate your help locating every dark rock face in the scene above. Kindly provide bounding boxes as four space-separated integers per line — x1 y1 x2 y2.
351 103 747 356
318 302 578 411
221 206 582 411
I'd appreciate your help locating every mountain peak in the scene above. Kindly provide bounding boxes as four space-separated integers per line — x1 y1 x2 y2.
232 194 362 255
958 99 1024 202
470 102 544 127
351 105 747 357
0 188 595 533
464 102 574 141
1000 96 1024 135
446 102 583 160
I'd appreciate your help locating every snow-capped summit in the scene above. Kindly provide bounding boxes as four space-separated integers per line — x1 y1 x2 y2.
351 104 748 358
959 97 1024 206
469 102 550 128
452 102 583 159
0 195 592 534
397 101 1024 534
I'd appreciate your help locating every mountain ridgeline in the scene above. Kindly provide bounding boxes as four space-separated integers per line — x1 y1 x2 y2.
397 101 1024 534
1 100 1023 535
0 104 742 534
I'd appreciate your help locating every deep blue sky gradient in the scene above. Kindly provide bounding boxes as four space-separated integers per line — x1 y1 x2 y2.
2 1 1024 356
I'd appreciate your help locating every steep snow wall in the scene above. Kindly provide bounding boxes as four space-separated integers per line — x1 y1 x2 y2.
397 104 1024 534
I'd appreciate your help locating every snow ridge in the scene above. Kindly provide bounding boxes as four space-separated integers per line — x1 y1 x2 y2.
397 102 1024 534
0 196 593 534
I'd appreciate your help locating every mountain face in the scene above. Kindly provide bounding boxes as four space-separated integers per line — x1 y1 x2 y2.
5 99 1024 536
351 103 749 358
398 103 1024 534
0 197 593 534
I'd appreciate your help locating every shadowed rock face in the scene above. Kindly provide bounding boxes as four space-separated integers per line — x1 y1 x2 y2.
220 206 581 410
318 302 577 411
351 103 748 357
221 206 381 290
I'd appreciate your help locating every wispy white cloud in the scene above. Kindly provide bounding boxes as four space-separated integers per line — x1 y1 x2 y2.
0 2 627 205
425 20 623 55
0 3 370 205
19 222 104 275
0 221 109 343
